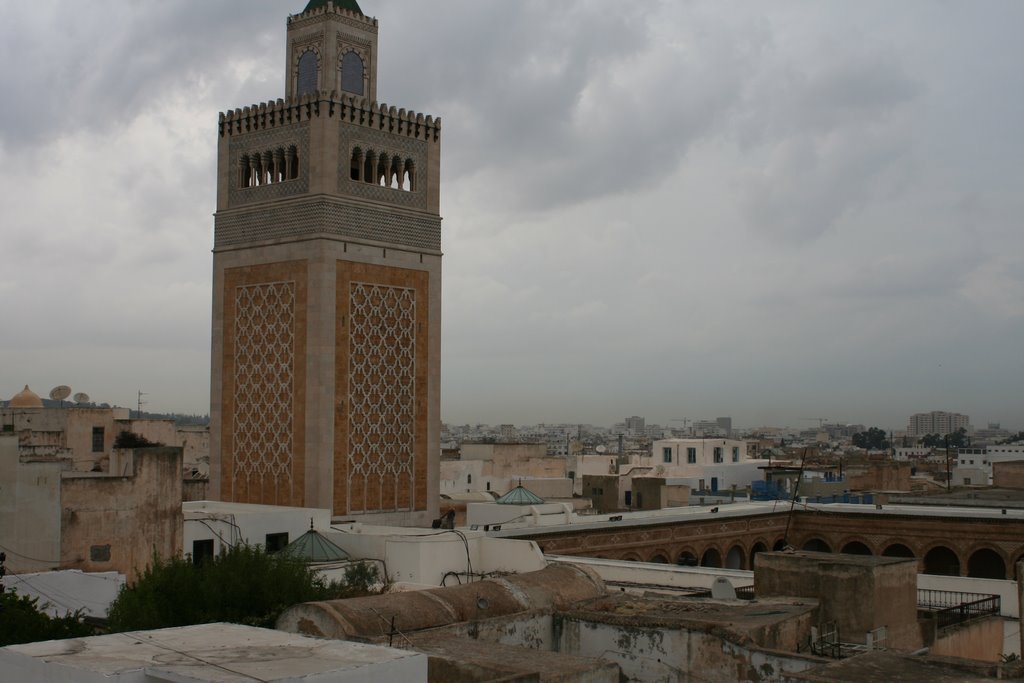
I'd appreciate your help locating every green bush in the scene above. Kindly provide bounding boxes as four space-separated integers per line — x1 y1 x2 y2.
0 590 94 646
107 545 378 631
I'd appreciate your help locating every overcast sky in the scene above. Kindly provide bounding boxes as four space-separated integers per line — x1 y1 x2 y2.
1 1 1022 431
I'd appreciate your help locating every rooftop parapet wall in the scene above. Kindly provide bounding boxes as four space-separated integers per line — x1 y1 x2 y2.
287 3 378 31
219 92 440 144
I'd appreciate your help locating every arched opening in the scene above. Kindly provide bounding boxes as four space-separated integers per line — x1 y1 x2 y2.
725 545 744 570
840 541 872 556
802 538 832 553
772 539 787 552
297 50 318 97
650 554 669 564
340 51 364 95
750 542 767 569
701 548 722 568
967 548 1006 579
391 155 402 189
622 553 641 563
350 147 362 181
404 158 415 191
923 546 960 576
676 551 698 567
882 543 915 558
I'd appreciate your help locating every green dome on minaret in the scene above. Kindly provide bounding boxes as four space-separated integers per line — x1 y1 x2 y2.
303 0 362 14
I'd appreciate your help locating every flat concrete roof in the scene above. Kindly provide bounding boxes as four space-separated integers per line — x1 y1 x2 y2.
563 593 816 634
0 623 426 682
791 650 1015 682
490 498 1024 538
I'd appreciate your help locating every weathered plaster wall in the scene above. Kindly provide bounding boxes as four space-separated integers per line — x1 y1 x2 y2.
0 435 62 572
929 616 1005 662
60 447 183 578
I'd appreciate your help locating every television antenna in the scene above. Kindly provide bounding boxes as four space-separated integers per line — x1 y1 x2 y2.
137 390 148 417
49 385 71 406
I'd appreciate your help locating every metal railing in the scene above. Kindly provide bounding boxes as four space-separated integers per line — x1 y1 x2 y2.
917 589 1000 629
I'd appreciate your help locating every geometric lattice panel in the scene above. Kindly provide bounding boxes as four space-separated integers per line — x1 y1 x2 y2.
231 280 296 504
347 281 416 512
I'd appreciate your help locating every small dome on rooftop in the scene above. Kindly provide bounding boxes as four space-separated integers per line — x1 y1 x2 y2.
9 385 43 408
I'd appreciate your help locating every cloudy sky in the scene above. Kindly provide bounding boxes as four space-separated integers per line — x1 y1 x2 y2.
1 1 1021 431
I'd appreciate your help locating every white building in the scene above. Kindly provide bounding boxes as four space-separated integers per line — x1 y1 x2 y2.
956 444 1024 486
645 438 761 493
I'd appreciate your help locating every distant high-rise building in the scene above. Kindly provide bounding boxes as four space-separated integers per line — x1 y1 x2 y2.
906 412 970 438
624 416 645 434
210 0 442 526
715 417 732 437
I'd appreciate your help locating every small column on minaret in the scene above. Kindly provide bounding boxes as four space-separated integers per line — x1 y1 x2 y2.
405 159 416 191
262 151 274 185
364 151 376 184
353 148 365 182
285 146 298 180
273 148 286 183
249 154 260 187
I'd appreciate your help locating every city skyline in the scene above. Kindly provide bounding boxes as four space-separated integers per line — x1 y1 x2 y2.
2 1 1022 431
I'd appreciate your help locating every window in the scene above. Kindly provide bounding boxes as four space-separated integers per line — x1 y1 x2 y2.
265 532 289 553
340 51 364 95
687 447 697 464
732 447 740 462
467 473 472 484
92 427 104 453
964 477 972 485
662 447 673 463
297 50 318 96
713 447 723 463
486 481 491 491
192 539 214 566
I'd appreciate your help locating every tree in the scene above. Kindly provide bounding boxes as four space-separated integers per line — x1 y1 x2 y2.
0 590 94 646
852 427 889 451
106 544 378 631
113 430 164 448
919 429 967 449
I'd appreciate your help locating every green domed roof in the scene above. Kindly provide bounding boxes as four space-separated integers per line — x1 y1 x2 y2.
303 0 363 14
495 484 545 506
280 529 350 563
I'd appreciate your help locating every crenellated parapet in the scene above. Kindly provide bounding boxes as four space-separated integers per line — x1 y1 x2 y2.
287 3 378 32
218 91 441 143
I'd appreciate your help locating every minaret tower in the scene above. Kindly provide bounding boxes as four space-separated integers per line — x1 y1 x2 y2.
210 0 441 526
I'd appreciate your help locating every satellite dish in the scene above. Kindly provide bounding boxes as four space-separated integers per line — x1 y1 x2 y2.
49 385 72 401
73 392 90 404
596 445 607 454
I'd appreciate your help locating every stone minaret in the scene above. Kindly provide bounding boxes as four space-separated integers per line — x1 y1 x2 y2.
210 0 441 526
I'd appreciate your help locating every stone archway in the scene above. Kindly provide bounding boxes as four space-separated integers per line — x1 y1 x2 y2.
840 540 872 555
750 542 768 569
701 547 722 568
923 546 960 576
967 548 1006 579
882 543 915 558
802 538 832 553
677 550 699 567
725 545 745 570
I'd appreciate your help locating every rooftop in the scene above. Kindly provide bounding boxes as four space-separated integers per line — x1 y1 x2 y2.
0 623 426 682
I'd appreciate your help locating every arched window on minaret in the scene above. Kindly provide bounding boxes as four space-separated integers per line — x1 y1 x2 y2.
340 51 364 96
404 159 416 192
390 155 402 189
350 147 363 181
297 51 318 97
